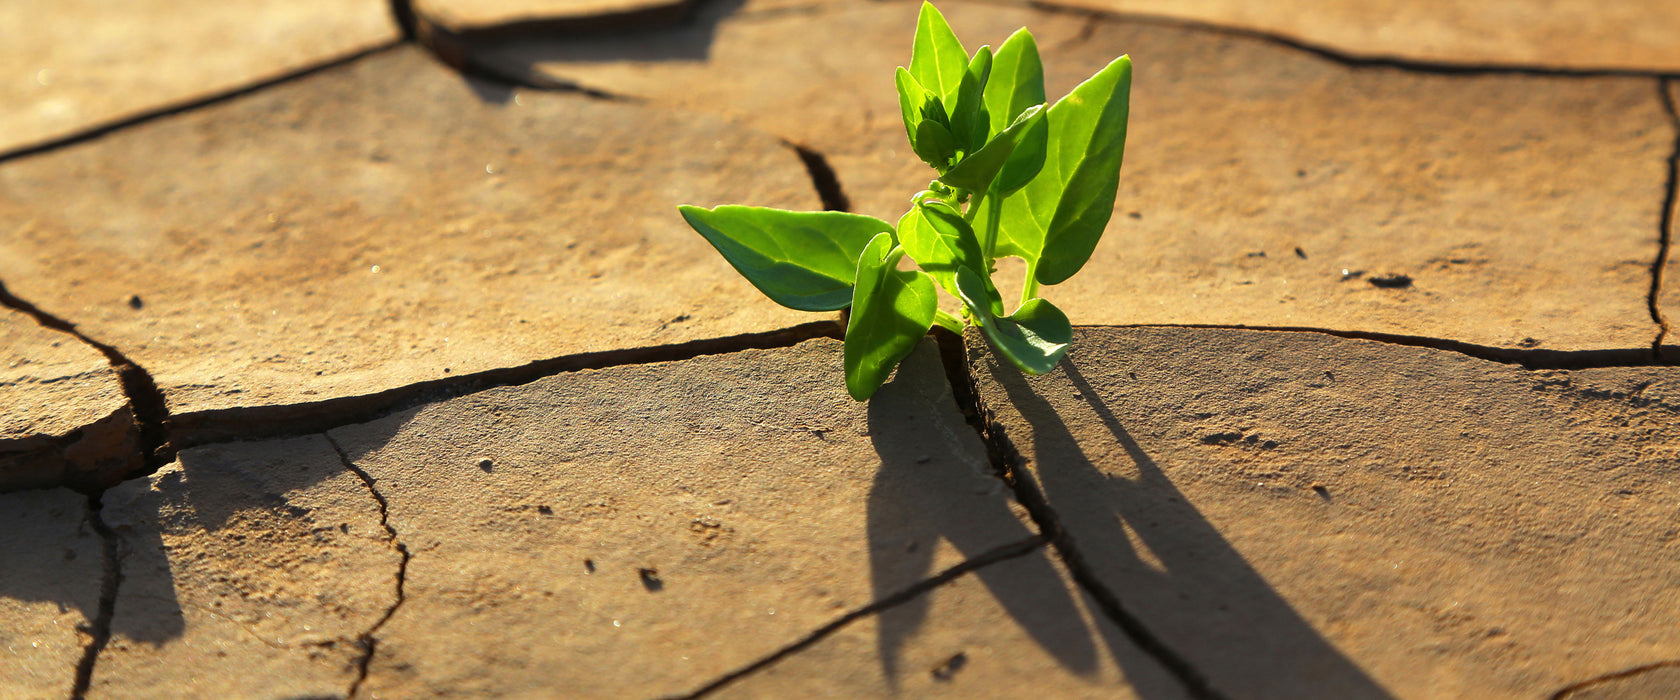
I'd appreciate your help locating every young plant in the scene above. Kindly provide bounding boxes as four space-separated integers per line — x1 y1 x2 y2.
680 2 1131 400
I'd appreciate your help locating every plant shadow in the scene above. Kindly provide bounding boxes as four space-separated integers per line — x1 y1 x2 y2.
984 353 1396 699
460 0 750 69
860 346 1180 694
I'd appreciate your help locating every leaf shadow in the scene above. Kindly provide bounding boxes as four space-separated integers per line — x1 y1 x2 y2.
984 353 1396 699
861 345 1169 691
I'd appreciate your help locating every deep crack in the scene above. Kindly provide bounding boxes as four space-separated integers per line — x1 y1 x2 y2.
388 0 418 41
407 7 643 99
932 328 1228 700
69 491 123 700
787 143 852 212
0 44 404 165
672 534 1048 699
0 280 173 487
1105 322 1660 370
1004 0 1680 78
325 434 411 700
1652 77 1678 359
1550 659 1680 699
172 320 843 450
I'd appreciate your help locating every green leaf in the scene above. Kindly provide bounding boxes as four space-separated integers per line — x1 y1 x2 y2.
913 119 957 171
982 31 1049 198
992 297 1073 374
909 2 968 109
895 67 928 155
955 268 1071 375
1036 55 1133 285
845 233 939 401
950 45 992 156
983 29 1046 135
896 201 996 312
939 103 1044 193
679 205 893 312
980 55 1131 282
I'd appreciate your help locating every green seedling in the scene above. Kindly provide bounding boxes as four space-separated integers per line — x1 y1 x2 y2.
680 2 1131 400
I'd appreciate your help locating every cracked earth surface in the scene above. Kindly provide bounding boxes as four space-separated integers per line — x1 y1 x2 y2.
2 0 1678 698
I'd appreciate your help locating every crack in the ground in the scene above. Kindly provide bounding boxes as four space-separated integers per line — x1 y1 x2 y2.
670 534 1048 699
172 320 842 450
412 21 638 100
1550 659 1680 699
932 329 1228 700
786 142 852 212
1653 77 1679 359
0 281 174 487
999 0 1680 79
1103 322 1666 369
68 491 122 700
325 434 411 700
388 0 418 41
0 43 405 166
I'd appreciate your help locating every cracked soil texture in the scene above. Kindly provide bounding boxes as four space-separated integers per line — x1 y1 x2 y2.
0 489 101 700
323 340 1059 697
712 545 1186 699
1030 0 1680 72
4 0 1680 697
89 436 400 699
0 0 398 155
486 0 1671 352
1 309 139 492
1656 79 1679 361
0 46 819 427
968 327 1680 699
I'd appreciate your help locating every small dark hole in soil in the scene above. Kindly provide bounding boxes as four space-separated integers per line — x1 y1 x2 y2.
931 652 968 681
639 568 663 592
1368 273 1413 289
584 559 595 573
1202 431 1242 445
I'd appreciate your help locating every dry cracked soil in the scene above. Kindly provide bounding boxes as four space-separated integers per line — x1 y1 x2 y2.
2 0 1678 698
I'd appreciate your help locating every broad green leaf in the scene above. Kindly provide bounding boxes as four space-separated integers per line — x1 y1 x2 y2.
980 55 1131 281
1036 55 1133 285
982 31 1049 197
679 205 892 311
950 45 992 155
897 201 997 313
845 233 939 401
895 67 928 154
939 103 1044 193
983 29 1046 135
991 297 1073 374
955 268 1071 375
909 2 968 108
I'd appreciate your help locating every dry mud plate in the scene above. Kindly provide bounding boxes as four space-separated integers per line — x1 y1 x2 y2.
2 0 1679 698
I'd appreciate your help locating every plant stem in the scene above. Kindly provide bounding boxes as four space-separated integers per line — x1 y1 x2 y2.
1021 261 1040 305
933 308 965 333
960 189 982 223
981 192 1001 266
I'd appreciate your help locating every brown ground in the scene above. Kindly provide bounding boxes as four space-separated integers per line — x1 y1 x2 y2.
2 0 1677 698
